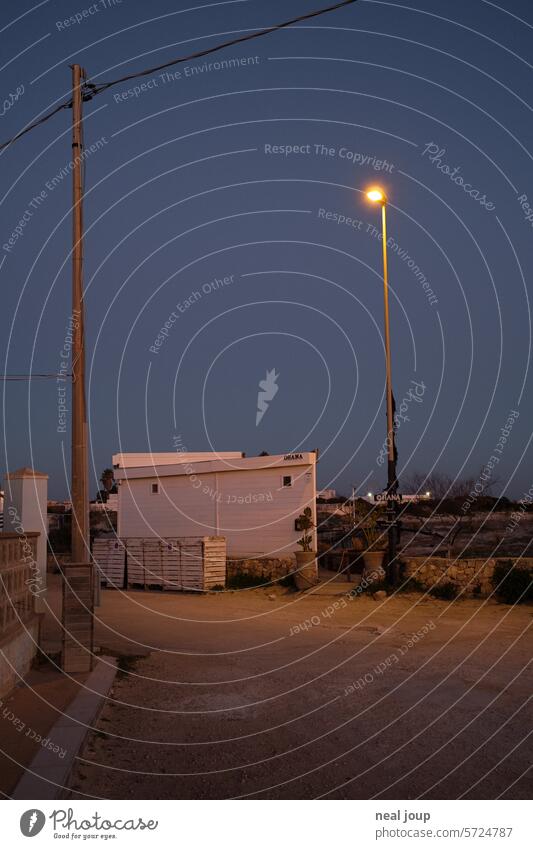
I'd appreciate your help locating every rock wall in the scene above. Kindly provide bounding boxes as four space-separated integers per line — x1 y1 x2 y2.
403 556 533 597
227 556 295 581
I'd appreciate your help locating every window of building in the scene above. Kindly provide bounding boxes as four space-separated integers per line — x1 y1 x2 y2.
282 475 292 488
151 483 159 494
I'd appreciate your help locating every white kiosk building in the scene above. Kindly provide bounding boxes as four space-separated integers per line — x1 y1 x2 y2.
113 451 317 559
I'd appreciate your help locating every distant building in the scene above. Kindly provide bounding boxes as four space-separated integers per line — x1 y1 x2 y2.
91 493 118 512
47 500 71 531
361 491 432 504
317 488 337 501
113 451 317 559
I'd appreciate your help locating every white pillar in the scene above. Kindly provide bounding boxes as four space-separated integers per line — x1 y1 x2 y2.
2 467 48 612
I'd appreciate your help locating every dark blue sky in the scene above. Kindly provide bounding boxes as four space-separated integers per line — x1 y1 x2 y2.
1 0 532 500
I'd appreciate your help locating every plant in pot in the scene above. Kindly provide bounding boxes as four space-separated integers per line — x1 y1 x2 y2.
351 532 365 552
294 506 318 589
354 502 387 584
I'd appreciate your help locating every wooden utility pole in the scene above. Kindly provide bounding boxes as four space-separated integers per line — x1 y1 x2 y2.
70 64 89 564
62 64 94 673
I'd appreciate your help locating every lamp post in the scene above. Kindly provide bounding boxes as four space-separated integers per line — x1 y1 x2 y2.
71 64 89 566
366 187 399 584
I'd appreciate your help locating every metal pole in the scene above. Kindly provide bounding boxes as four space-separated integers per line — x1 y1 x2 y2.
380 202 398 582
70 64 89 565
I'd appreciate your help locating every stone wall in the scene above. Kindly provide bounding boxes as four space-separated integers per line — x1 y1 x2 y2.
403 557 533 597
227 556 295 582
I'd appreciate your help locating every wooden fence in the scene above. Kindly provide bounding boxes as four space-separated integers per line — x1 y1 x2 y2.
93 536 226 591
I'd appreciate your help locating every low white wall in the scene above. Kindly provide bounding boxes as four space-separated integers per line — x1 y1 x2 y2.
0 616 39 699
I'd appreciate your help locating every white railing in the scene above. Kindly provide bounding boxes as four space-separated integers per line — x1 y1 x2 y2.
0 532 38 637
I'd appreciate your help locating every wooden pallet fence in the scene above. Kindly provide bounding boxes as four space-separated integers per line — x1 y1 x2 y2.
92 538 126 588
123 537 226 592
92 536 226 592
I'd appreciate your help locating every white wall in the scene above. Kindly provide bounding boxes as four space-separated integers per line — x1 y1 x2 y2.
118 462 316 558
0 618 40 699
2 469 48 612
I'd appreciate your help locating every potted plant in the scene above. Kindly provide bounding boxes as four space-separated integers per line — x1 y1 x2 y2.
354 502 387 583
351 532 365 552
294 507 318 589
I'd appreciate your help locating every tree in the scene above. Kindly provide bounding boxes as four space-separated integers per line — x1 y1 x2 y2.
404 469 498 501
403 470 499 558
95 468 117 503
100 468 115 493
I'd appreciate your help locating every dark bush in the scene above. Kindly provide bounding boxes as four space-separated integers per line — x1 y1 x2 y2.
115 654 144 679
430 580 460 600
397 576 426 593
277 573 295 588
492 561 533 604
435 498 464 515
357 577 388 595
227 572 268 589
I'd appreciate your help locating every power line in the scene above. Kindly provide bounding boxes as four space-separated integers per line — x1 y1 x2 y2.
0 100 72 152
0 0 359 151
0 374 71 380
87 0 359 95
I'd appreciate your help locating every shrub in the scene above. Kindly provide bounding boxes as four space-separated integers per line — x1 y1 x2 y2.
277 573 295 589
492 561 533 604
115 654 144 679
397 576 426 593
430 580 460 600
357 576 388 595
227 572 268 590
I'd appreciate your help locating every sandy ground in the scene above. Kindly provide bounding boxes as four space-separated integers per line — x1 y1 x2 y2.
62 578 532 800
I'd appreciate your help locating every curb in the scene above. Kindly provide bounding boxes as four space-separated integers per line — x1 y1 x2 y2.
12 656 117 800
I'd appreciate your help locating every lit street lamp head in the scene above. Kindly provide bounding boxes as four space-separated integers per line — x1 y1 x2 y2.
366 187 387 204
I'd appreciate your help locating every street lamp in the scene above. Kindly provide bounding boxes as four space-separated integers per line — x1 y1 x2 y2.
367 188 386 203
366 186 399 583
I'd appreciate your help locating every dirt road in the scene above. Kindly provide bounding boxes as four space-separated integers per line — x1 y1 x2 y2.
67 584 532 799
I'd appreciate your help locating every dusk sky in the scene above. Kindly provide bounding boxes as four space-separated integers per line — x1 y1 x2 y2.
1 0 532 500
